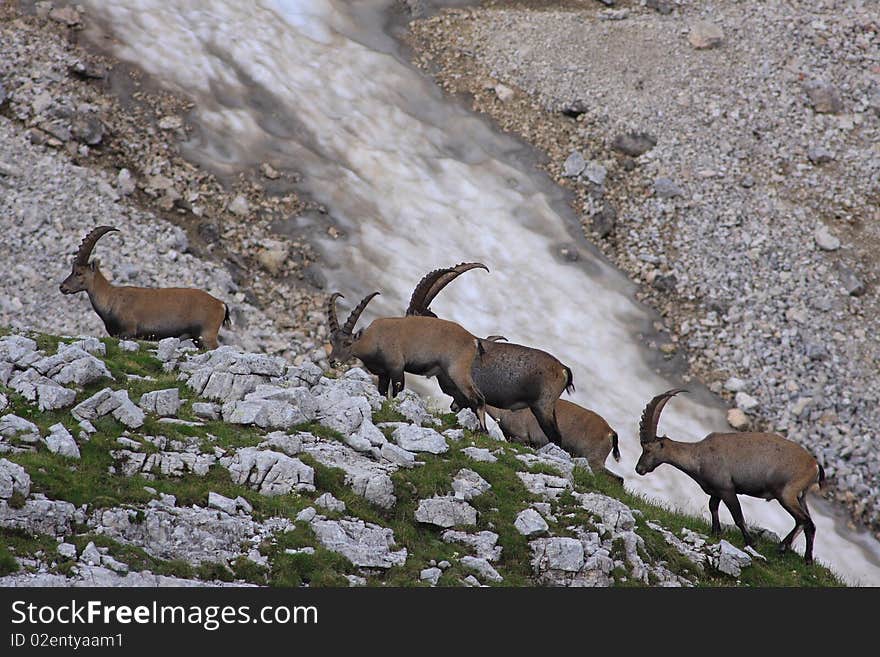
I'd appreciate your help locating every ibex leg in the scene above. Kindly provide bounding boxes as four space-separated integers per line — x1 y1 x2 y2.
709 496 722 535
530 404 563 446
721 492 753 546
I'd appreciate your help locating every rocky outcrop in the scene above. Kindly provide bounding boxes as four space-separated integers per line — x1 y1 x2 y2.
310 516 407 569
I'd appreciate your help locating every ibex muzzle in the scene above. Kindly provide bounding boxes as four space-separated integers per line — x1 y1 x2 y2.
636 389 825 564
60 226 230 349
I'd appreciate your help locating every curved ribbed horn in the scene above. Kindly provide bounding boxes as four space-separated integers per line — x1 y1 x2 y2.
639 388 688 444
74 226 119 266
327 292 344 335
343 292 380 335
406 262 489 316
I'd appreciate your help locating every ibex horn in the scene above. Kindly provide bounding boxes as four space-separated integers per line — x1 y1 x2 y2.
327 292 344 335
74 226 119 266
406 262 489 316
639 388 688 445
343 292 380 335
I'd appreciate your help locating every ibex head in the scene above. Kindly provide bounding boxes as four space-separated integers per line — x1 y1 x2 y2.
326 291 379 365
59 226 119 295
635 388 687 475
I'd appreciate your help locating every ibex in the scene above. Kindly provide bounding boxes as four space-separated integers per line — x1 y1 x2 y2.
487 400 622 483
635 389 825 564
326 291 488 427
59 226 230 349
406 267 572 445
405 262 489 317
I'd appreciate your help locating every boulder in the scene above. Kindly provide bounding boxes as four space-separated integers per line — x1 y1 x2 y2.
310 517 407 569
514 508 549 537
0 459 30 499
223 448 315 495
393 425 448 454
415 496 477 528
451 468 491 501
44 423 80 459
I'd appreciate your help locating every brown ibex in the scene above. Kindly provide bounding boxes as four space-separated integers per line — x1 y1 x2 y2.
635 389 825 564
405 267 571 445
488 400 622 483
59 226 230 349
405 262 489 318
327 292 488 427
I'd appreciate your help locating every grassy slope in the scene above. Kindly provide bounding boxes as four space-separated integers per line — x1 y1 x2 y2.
0 331 842 586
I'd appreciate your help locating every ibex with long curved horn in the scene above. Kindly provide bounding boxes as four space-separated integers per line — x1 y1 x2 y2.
635 389 825 564
327 292 488 426
488 400 621 483
59 226 230 349
406 266 571 445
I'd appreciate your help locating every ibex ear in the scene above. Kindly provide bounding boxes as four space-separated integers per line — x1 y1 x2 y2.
353 329 363 340
89 260 97 271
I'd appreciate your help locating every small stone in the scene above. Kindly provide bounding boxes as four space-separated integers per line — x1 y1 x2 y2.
139 388 181 416
116 170 136 197
563 151 586 177
724 377 746 393
807 146 834 164
44 423 80 459
611 132 656 157
158 116 183 130
420 567 442 585
0 458 30 500
191 402 221 420
456 409 481 431
451 469 491 501
591 204 617 238
461 447 497 463
740 174 755 188
49 6 81 26
599 8 629 21
207 491 238 515
559 99 588 118
380 442 417 468
260 163 281 179
296 507 317 523
57 542 77 559
494 84 515 102
415 496 477 528
256 241 289 275
654 177 684 198
314 492 346 513
646 0 674 14
814 225 840 251
688 21 724 49
514 508 549 537
804 80 843 114
70 114 104 146
80 542 102 566
392 425 448 454
837 264 865 297
583 161 607 186
228 195 250 217
734 392 758 411
726 408 749 430
461 556 503 583
652 273 677 293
